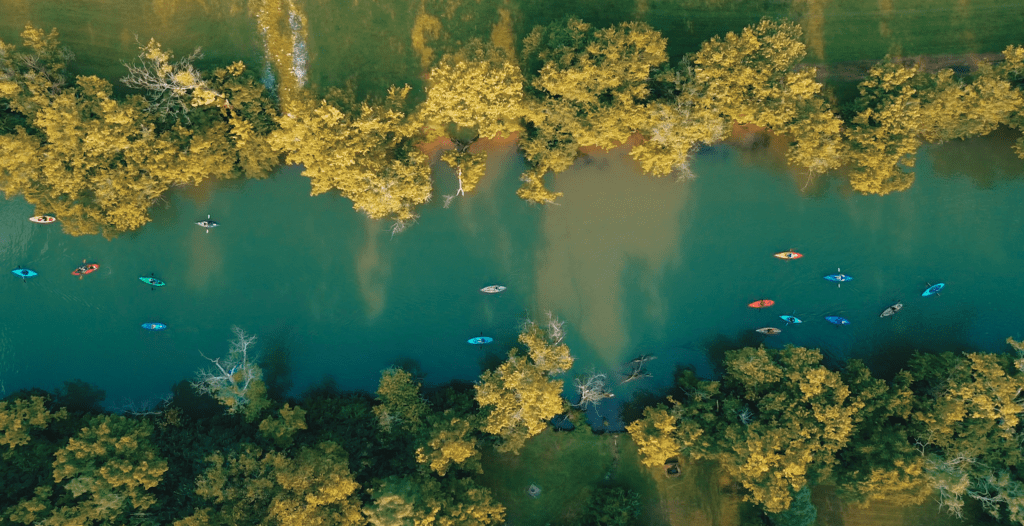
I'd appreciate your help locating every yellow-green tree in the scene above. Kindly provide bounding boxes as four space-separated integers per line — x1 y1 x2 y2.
475 321 574 453
916 66 1023 144
176 441 365 526
415 410 481 476
845 60 922 196
418 41 524 141
641 347 863 513
626 405 687 467
684 19 844 178
516 18 668 203
833 360 930 505
259 403 308 448
7 415 168 526
0 27 278 237
909 349 1024 524
374 367 430 434
0 396 67 450
363 475 504 526
268 87 432 229
998 45 1024 157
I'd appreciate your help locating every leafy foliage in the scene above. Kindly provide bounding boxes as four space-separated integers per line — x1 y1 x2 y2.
475 322 574 454
178 441 365 526
418 41 524 141
0 396 67 450
909 351 1024 524
374 367 430 434
7 415 168 525
0 27 277 237
516 18 668 203
268 87 432 225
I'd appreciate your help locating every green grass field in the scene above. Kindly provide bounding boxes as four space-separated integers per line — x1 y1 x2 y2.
2 0 1020 101
476 428 753 526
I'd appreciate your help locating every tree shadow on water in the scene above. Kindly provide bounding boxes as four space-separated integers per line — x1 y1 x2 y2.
702 330 769 377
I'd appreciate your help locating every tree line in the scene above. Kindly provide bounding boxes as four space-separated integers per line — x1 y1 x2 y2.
3 318 1023 525
627 338 1024 525
1 19 1022 237
0 320 573 525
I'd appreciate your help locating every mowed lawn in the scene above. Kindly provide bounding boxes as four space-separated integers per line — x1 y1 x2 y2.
815 0 1024 62
0 0 262 86
479 429 991 526
476 428 750 526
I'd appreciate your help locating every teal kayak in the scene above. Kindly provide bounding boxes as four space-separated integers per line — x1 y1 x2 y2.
139 276 165 286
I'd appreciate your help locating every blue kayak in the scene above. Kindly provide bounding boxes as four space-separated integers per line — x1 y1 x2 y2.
142 323 167 330
824 274 852 282
922 283 945 297
12 268 37 278
468 336 493 344
780 315 802 324
825 316 850 325
139 276 166 287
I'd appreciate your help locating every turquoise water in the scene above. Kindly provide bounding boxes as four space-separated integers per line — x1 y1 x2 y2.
1 134 1022 409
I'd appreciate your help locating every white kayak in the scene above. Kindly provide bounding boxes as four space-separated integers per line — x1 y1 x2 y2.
481 285 506 294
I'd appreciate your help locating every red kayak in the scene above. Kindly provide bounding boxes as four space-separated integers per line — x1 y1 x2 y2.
72 263 100 276
774 251 803 259
748 299 775 308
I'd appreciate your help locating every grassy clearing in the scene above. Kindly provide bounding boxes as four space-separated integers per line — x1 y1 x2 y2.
819 0 1024 63
813 485 981 526
0 0 261 88
476 428 751 526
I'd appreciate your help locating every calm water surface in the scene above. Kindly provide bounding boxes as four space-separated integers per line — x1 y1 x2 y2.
1 135 1023 410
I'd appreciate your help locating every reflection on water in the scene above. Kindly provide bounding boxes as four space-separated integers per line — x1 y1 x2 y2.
931 126 1024 189
0 134 1023 406
356 220 390 321
536 149 691 366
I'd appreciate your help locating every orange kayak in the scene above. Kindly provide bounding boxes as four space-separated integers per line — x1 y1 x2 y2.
72 264 100 276
774 251 803 259
748 299 775 308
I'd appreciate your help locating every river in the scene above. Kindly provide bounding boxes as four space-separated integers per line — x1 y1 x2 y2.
1 129 1022 412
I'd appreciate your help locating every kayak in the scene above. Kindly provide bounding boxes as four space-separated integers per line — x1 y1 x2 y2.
756 327 781 335
141 323 167 330
748 299 775 308
922 283 945 297
825 316 850 325
196 220 218 228
880 303 903 317
780 315 802 324
29 215 56 223
481 285 506 294
824 274 853 282
139 276 166 287
12 268 37 278
773 252 803 259
72 264 100 276
468 336 493 344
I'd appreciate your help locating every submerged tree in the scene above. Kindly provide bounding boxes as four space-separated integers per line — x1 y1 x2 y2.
192 326 271 422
